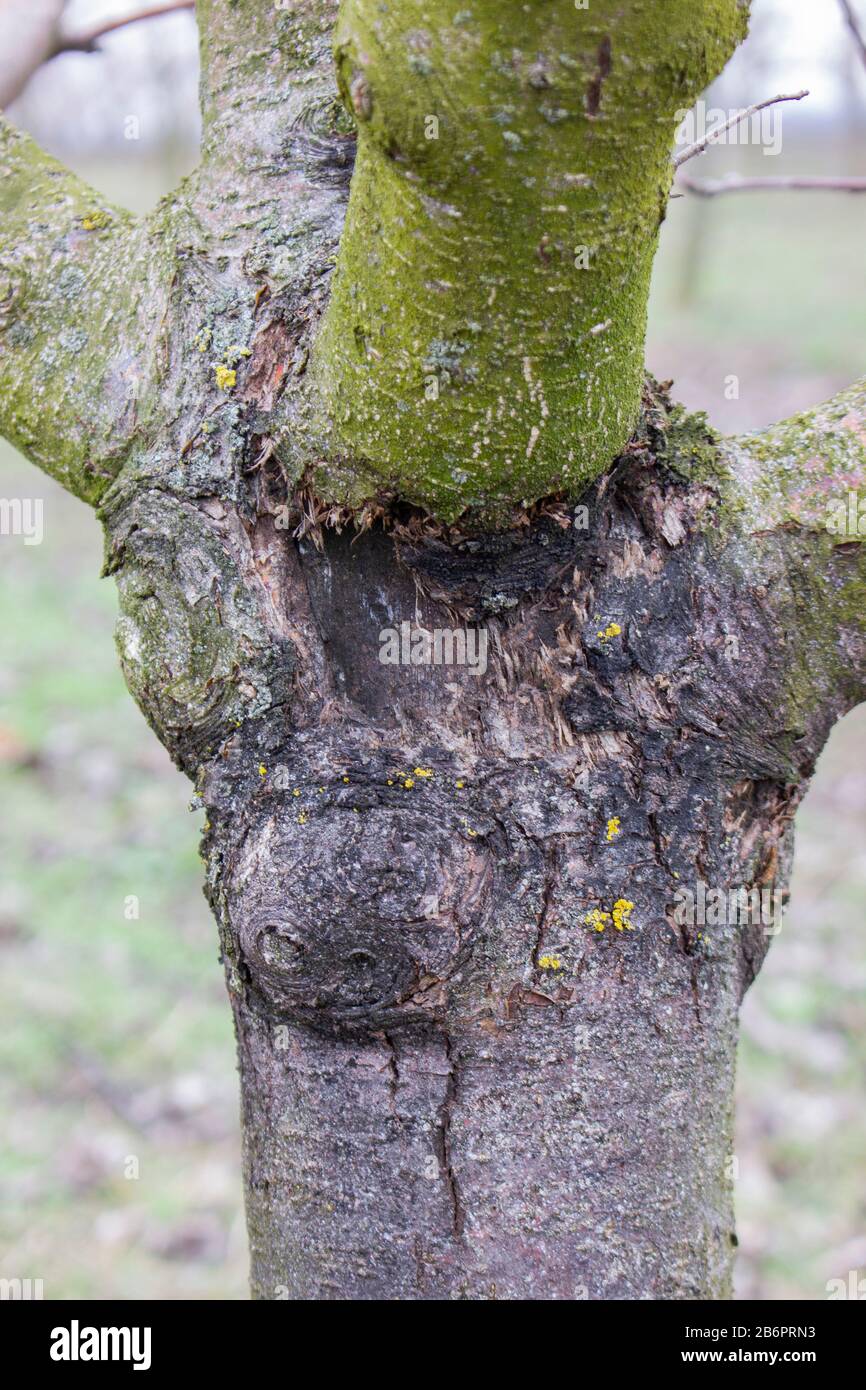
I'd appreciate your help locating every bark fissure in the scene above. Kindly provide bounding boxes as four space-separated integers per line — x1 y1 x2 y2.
436 1034 465 1241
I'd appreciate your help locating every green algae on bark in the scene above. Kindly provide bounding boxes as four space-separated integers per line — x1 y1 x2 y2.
0 120 166 505
307 0 749 517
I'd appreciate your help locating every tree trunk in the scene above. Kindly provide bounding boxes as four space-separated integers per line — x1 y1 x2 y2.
186 395 853 1299
2 0 866 1301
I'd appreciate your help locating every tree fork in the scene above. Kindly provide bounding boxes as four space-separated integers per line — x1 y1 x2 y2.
2 0 866 1301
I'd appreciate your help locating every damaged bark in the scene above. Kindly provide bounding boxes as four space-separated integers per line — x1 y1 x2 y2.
106 385 863 1300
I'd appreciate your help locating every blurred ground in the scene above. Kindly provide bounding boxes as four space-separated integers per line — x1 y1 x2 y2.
654 138 866 1301
1 76 865 1300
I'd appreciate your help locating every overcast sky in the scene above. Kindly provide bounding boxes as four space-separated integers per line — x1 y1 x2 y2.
11 0 866 154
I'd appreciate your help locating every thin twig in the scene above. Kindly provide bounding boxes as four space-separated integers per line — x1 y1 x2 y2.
677 173 866 197
55 1 194 55
673 90 809 168
838 0 866 73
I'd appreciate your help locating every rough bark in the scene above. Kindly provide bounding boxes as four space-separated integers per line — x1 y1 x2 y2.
2 0 866 1300
192 386 865 1299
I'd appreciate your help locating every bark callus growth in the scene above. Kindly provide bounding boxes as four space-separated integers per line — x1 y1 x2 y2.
223 768 492 1034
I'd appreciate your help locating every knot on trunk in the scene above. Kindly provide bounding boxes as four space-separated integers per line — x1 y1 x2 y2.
226 794 493 1036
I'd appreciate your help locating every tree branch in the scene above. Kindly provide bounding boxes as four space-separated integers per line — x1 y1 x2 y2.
0 117 163 503
725 379 866 538
307 0 750 521
838 0 866 73
0 1 193 108
0 0 67 108
714 381 866 728
56 1 194 57
672 90 809 168
677 173 866 196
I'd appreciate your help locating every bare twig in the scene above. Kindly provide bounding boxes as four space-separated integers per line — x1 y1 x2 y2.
677 173 866 197
56 1 194 55
673 90 809 168
838 0 866 73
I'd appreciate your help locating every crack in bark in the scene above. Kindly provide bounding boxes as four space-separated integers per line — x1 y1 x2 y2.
586 36 613 117
381 1030 400 1113
531 843 559 969
436 1034 465 1240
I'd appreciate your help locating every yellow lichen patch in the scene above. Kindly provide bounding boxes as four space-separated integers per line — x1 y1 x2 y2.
606 816 622 841
538 955 563 972
81 209 111 231
596 621 622 643
413 766 434 778
455 779 465 789
258 764 267 777
585 899 635 933
403 778 415 788
214 364 236 391
298 811 308 825
585 907 611 934
612 899 635 932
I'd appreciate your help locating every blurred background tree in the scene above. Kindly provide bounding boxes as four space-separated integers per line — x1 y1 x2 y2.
0 0 864 1298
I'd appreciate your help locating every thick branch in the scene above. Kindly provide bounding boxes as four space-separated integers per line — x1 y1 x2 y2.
304 0 750 521
0 118 162 503
719 380 866 715
195 0 341 185
725 378 866 537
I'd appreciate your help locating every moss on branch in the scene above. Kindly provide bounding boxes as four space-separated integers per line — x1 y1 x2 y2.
307 0 749 520
0 119 162 504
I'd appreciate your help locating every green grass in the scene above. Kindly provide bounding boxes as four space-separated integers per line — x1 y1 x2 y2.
0 456 246 1300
